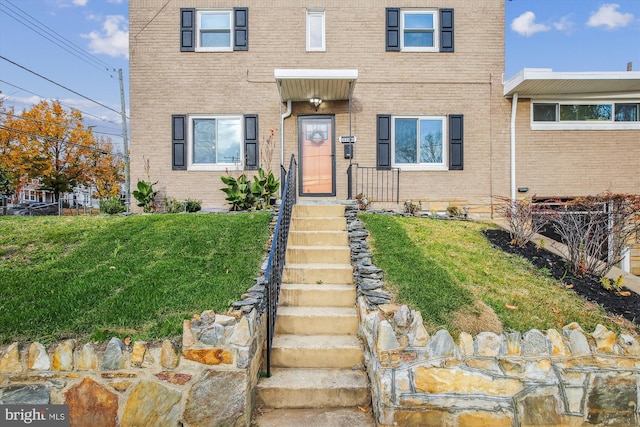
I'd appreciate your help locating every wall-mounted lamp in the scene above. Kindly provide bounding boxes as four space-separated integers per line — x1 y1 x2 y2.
517 187 529 193
310 98 322 111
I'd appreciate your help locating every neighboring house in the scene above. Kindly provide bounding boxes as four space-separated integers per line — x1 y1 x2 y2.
504 68 640 275
18 179 55 204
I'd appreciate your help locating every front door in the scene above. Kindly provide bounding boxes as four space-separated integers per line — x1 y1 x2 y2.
299 116 335 196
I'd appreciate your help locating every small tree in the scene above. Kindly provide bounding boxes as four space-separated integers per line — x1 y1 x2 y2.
495 196 547 247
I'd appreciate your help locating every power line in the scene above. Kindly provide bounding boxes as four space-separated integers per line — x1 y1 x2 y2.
0 2 115 78
0 55 126 118
0 78 122 128
0 111 122 137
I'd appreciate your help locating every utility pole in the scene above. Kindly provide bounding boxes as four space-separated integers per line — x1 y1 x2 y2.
118 68 130 212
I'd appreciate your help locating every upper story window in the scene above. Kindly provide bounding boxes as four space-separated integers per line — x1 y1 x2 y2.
189 115 243 170
401 11 437 51
386 8 454 52
306 9 325 51
198 11 232 51
532 102 640 130
393 116 447 170
180 8 248 52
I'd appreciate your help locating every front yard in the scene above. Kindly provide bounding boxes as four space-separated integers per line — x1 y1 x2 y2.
0 213 271 344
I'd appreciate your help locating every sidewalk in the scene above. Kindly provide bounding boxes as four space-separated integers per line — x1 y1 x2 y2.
493 220 640 296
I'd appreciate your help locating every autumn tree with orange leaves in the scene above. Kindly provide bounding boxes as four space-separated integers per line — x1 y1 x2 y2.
0 99 123 202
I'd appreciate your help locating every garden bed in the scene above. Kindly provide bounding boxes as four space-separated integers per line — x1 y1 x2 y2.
483 229 640 329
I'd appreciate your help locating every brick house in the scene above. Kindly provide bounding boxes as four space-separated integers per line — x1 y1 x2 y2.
129 0 510 217
129 1 639 269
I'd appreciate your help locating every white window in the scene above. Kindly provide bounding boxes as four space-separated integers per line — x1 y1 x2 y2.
307 9 325 52
531 102 640 130
401 10 438 52
197 10 233 51
392 116 447 170
188 115 243 170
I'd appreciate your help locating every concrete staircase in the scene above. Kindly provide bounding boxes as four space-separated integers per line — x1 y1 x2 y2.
254 204 374 426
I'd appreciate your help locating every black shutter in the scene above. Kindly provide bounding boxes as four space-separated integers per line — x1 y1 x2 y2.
440 9 454 52
386 8 400 52
244 114 258 170
172 115 187 170
233 7 248 51
180 8 195 52
377 115 392 170
449 114 463 170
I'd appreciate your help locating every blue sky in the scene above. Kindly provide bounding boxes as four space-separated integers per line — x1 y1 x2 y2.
0 0 639 149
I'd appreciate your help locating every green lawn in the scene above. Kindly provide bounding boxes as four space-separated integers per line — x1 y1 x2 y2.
0 212 271 344
360 214 622 336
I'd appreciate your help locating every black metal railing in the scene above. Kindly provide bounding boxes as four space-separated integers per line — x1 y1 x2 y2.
265 154 297 377
347 163 400 203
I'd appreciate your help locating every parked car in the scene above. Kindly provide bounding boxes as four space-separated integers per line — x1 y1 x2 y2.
10 202 58 216
27 202 59 216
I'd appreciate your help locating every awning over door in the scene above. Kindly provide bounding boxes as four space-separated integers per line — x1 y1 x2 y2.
275 69 358 101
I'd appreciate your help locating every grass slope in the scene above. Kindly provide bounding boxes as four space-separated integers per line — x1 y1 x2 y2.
360 214 620 335
0 213 271 344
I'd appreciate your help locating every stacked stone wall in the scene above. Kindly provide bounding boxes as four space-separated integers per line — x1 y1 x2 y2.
0 308 265 426
347 207 640 426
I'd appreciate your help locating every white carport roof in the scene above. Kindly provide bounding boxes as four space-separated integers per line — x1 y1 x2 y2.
504 68 640 98
274 69 358 102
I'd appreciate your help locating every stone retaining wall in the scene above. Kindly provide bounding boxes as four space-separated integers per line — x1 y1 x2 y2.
347 207 640 426
0 308 265 426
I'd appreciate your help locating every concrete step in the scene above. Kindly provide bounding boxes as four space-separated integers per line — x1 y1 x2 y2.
253 407 375 427
286 245 351 264
288 230 349 247
293 204 345 218
290 217 346 232
282 263 353 285
256 368 371 409
280 283 356 307
271 334 364 369
275 306 358 335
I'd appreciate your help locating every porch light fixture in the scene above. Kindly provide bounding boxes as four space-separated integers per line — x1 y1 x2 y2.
310 98 323 109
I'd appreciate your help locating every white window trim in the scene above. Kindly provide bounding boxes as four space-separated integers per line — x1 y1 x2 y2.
400 9 438 53
187 114 244 171
196 9 233 52
391 115 448 171
530 100 640 130
306 9 325 52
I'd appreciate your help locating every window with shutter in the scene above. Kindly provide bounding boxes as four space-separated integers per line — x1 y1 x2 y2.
386 7 454 53
181 7 249 52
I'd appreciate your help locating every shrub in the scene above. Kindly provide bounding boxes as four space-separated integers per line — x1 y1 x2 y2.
185 199 202 213
221 174 256 211
356 193 371 211
99 197 126 215
544 193 640 277
132 180 158 213
163 197 185 213
404 200 421 215
447 206 463 217
495 196 547 248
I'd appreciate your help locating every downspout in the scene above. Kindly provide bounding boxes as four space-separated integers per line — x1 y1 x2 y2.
280 99 292 167
510 93 518 202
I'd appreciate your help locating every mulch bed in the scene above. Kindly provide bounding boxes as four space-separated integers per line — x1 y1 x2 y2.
483 229 640 329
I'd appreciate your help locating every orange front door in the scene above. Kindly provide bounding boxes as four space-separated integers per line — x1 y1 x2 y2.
299 116 335 196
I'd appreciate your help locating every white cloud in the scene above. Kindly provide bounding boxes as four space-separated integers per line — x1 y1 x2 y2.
511 11 551 37
587 4 634 29
82 15 129 59
72 0 88 6
553 15 576 34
